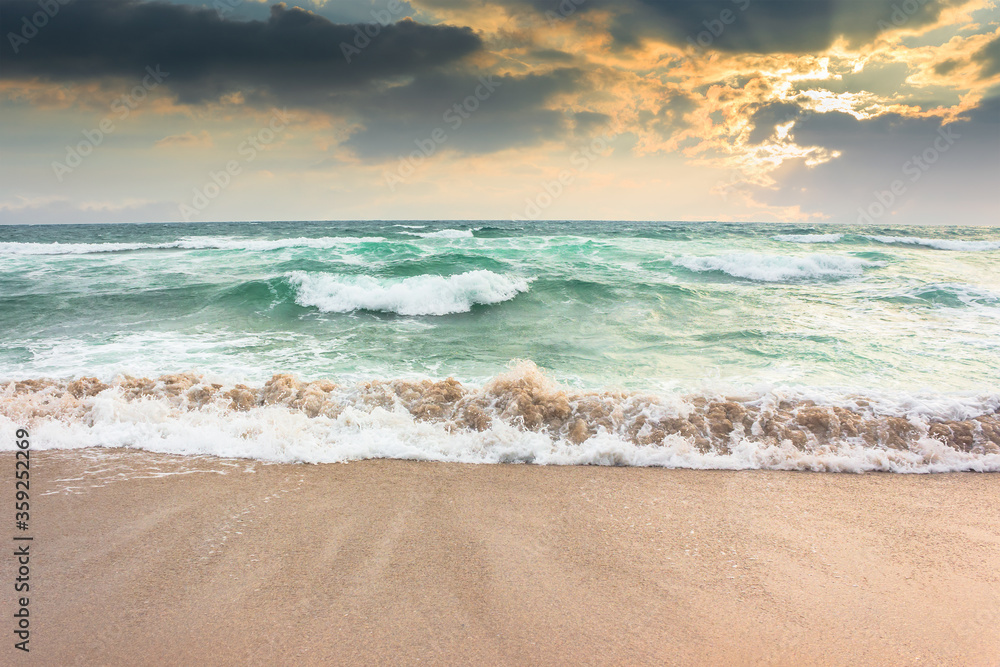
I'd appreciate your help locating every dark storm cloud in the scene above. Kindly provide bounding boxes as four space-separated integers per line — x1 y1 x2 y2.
340 68 585 159
0 0 613 159
572 110 612 135
753 98 1000 222
520 0 962 53
747 101 803 144
641 92 697 140
0 0 482 103
975 34 1000 77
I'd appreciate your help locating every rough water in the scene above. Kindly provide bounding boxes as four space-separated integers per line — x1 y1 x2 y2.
1 221 998 472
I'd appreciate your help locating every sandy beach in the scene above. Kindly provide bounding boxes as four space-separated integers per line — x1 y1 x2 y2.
8 449 1000 666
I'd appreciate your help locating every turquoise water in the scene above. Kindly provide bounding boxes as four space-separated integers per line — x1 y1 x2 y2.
1 220 998 393
1 221 998 471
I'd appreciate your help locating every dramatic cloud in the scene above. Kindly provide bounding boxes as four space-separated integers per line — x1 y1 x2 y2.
341 68 585 159
510 0 967 52
749 99 1000 223
977 34 1000 77
0 0 996 224
0 0 483 102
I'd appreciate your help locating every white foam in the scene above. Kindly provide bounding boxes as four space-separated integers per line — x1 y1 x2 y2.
399 229 475 238
173 236 386 251
891 283 1000 308
773 233 844 243
287 270 531 316
0 241 156 255
3 380 997 473
865 235 1000 251
0 236 385 256
673 253 879 282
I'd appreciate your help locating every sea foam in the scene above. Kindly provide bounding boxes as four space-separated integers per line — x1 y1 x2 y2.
0 241 156 255
865 236 1000 251
673 253 878 282
0 236 385 255
773 234 844 243
2 362 998 473
399 229 476 239
287 270 531 316
173 236 386 251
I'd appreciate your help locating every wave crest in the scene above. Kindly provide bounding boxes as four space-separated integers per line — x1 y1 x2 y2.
399 229 475 239
287 270 531 316
673 253 879 282
0 236 385 256
865 236 1000 251
773 233 844 243
2 362 998 472
0 241 155 255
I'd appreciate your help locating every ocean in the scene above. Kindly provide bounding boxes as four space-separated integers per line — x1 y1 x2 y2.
1 220 998 472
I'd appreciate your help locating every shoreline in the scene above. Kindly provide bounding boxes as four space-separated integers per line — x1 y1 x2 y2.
5 366 1000 473
11 448 1000 665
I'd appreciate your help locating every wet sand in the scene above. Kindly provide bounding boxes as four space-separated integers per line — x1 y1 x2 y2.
9 449 1000 665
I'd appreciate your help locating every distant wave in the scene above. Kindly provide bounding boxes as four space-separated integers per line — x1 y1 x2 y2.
399 229 476 239
3 362 998 472
0 236 385 255
865 236 1000 251
0 241 155 255
174 236 386 251
773 233 844 243
287 270 531 316
392 224 427 229
673 253 879 282
877 283 1000 310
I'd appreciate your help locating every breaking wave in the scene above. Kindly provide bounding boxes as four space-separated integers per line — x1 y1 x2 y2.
877 283 1000 310
0 236 386 255
673 253 879 282
865 236 1000 251
0 241 155 255
287 270 531 316
2 362 998 473
773 234 844 243
173 236 387 251
399 229 476 239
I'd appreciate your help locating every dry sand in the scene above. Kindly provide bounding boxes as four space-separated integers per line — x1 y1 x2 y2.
6 449 999 666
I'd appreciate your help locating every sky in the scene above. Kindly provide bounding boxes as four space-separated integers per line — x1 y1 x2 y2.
0 0 997 224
